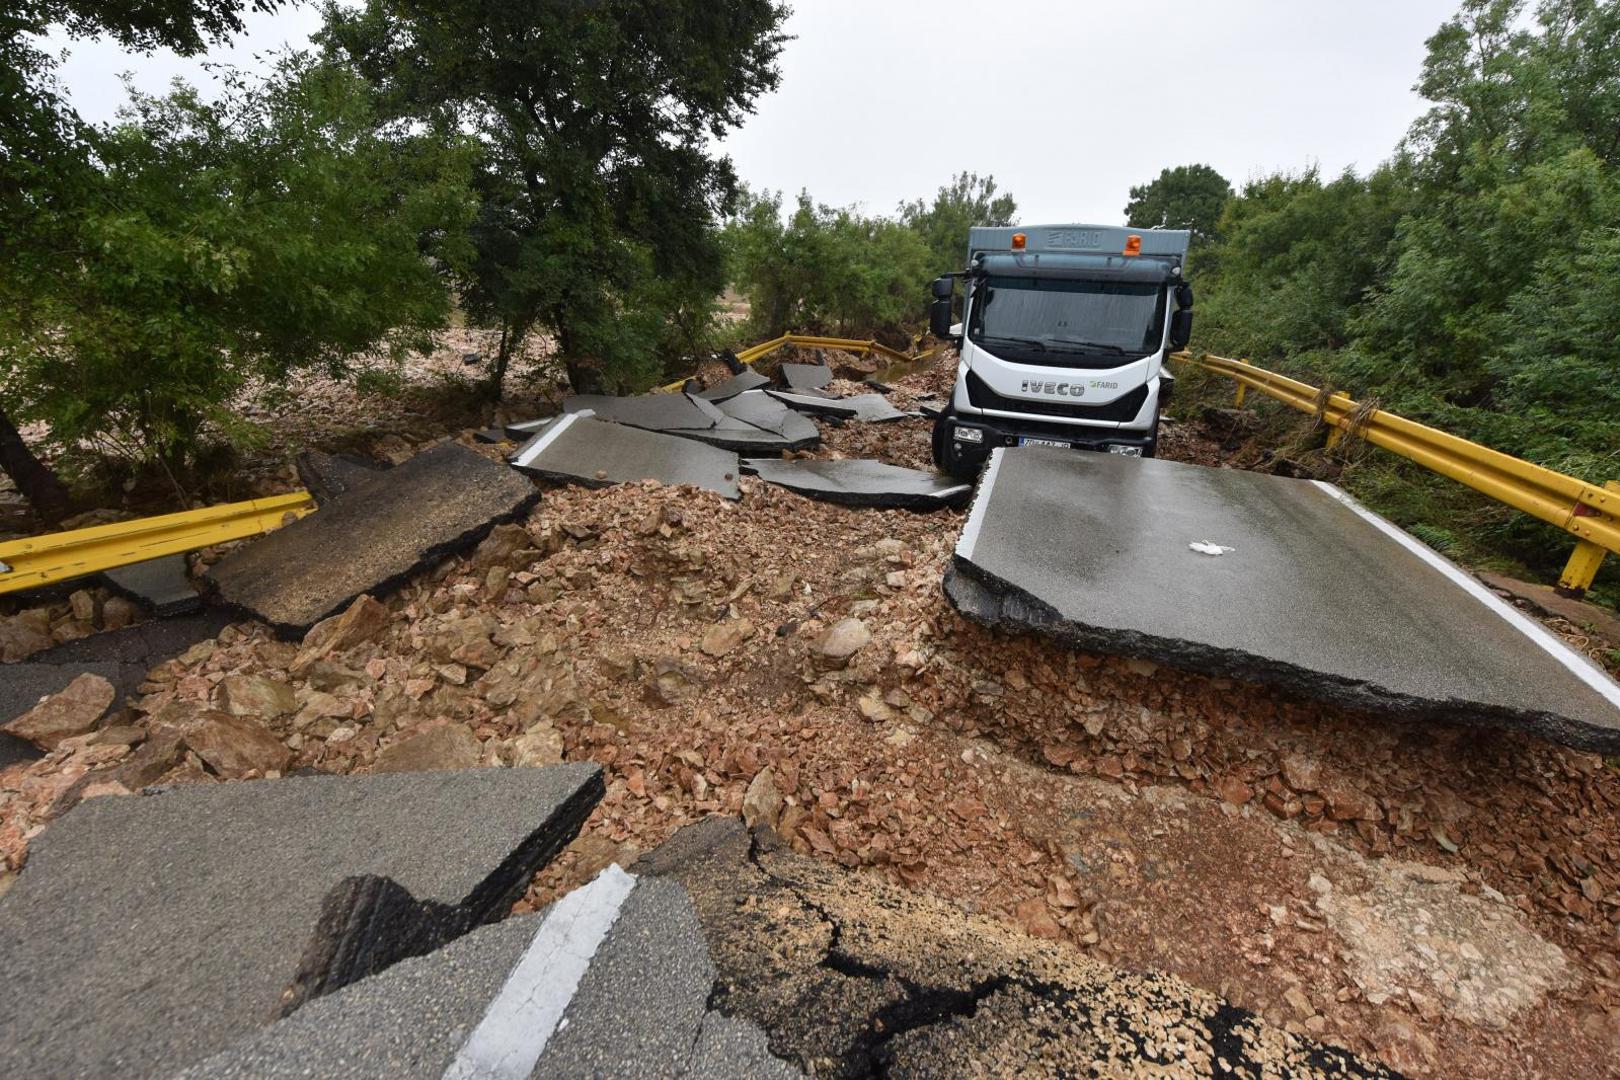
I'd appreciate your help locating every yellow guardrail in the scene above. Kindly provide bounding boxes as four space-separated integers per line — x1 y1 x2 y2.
1174 351 1620 594
0 491 316 596
661 334 938 393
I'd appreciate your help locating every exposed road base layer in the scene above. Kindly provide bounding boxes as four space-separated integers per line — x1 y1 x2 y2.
209 443 539 635
947 447 1620 753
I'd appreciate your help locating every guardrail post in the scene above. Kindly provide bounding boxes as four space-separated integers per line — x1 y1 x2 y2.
1234 359 1250 407
1556 480 1619 597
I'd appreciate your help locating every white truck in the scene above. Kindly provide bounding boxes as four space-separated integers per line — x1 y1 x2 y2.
928 224 1193 478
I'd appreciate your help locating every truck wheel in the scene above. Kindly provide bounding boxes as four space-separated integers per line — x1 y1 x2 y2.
932 414 984 481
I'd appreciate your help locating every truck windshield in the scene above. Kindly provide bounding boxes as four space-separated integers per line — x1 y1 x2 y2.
968 276 1165 360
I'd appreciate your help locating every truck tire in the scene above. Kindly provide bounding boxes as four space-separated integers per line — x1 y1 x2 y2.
932 413 985 481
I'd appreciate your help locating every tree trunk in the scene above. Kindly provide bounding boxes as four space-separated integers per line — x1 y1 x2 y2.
0 406 72 525
488 324 513 402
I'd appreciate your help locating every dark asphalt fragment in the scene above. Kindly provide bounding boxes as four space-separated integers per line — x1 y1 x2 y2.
103 554 201 616
743 458 971 511
511 413 741 500
717 390 821 446
779 362 833 391
696 369 771 403
295 451 389 507
562 393 717 432
208 442 539 635
0 764 603 1079
947 446 1620 753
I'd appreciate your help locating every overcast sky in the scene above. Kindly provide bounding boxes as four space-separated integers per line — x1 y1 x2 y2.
51 0 1460 223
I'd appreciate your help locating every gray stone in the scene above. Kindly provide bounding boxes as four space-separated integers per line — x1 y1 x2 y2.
103 554 201 616
208 443 540 635
948 447 1620 752
511 413 741 501
0 765 603 1078
743 457 971 510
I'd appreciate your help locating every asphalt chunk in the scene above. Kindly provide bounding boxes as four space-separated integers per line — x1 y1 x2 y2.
0 764 603 1079
718 390 822 445
779 362 833 391
178 870 798 1079
696 368 771 403
948 446 1620 752
743 458 971 511
208 442 539 635
511 413 741 500
103 553 201 616
562 392 717 432
295 450 389 507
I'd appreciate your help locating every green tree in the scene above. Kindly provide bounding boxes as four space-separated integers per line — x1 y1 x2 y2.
899 172 1017 275
0 58 475 478
1123 164 1233 247
728 189 933 339
320 0 790 395
2 0 287 519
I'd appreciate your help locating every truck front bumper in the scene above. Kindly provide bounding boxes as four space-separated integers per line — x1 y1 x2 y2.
948 414 1156 457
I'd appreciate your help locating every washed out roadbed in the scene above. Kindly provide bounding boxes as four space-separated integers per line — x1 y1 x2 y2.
2 349 1618 1078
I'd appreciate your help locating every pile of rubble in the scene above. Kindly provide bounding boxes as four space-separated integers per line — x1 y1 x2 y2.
3 347 1619 1077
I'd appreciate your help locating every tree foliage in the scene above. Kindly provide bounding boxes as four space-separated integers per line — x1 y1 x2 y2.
727 189 934 339
0 58 475 470
899 172 1017 275
1182 0 1620 583
319 0 790 394
1123 164 1233 247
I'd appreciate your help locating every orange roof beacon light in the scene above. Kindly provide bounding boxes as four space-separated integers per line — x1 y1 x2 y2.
1010 232 1027 251
1123 234 1143 256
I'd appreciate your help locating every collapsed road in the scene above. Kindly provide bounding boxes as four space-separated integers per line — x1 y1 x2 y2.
946 447 1620 752
3 344 1620 1077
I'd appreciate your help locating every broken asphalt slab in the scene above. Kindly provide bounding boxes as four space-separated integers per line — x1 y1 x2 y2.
562 392 717 433
743 458 972 511
766 390 919 422
696 368 771 402
716 389 821 446
179 865 799 1079
103 553 201 616
0 764 603 1078
779 362 833 391
947 447 1620 752
630 818 1392 1078
295 450 389 507
208 442 539 635
511 412 741 500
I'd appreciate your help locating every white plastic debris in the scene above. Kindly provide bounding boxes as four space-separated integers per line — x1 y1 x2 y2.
1188 541 1234 556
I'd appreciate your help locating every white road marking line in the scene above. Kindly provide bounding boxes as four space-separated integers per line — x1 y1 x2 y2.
1313 481 1620 710
443 864 638 1080
954 448 1004 563
511 411 585 470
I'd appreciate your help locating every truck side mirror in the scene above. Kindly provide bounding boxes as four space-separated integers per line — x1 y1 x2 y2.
930 275 954 300
1169 309 1194 351
930 298 954 340
1176 283 1194 310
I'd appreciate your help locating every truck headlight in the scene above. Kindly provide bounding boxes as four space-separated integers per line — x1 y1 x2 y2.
1108 445 1142 457
954 427 984 444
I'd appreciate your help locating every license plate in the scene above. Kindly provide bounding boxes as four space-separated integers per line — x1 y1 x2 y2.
1018 437 1069 449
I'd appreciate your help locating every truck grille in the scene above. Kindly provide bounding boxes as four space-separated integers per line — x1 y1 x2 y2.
965 371 1149 423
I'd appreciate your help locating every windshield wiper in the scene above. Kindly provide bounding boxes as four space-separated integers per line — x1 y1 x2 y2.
982 335 1047 352
1049 340 1130 355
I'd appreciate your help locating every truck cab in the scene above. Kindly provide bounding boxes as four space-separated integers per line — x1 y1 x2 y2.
929 224 1193 479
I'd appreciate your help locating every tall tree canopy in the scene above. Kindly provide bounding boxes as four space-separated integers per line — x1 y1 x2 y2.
319 0 791 394
899 172 1017 274
1123 164 1233 247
